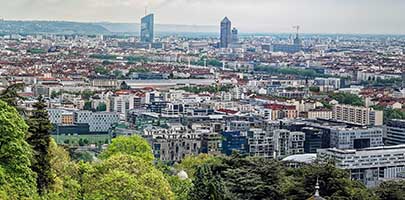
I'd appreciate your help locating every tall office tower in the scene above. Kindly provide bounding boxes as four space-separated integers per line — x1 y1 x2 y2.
231 27 239 44
220 17 232 48
140 14 154 43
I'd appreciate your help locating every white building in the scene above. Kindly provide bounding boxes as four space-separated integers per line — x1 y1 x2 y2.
318 145 405 187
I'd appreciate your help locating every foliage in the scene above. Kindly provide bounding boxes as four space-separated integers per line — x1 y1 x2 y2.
0 100 37 199
254 66 328 78
189 163 229 200
179 85 234 94
373 105 405 122
193 59 223 67
94 66 110 75
175 154 218 179
100 135 154 162
374 180 405 200
71 151 93 162
83 101 92 111
129 67 150 74
0 83 26 114
96 102 107 111
26 96 54 194
82 154 174 200
283 161 378 200
330 92 365 106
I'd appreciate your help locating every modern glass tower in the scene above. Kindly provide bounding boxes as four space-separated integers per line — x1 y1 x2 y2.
220 17 232 48
231 27 239 44
141 14 154 43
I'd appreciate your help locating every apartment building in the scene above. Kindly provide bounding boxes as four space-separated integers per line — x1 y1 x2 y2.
332 104 383 126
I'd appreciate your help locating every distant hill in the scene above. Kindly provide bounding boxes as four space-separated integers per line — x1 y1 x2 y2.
97 22 217 33
0 20 217 35
0 20 110 35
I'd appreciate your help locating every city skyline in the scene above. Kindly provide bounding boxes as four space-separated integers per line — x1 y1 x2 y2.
1 0 405 34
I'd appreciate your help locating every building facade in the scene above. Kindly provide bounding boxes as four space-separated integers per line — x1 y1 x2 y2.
220 17 232 48
141 14 154 43
332 104 383 126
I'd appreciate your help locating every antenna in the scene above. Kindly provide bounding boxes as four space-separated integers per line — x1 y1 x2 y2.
293 25 300 36
144 6 148 16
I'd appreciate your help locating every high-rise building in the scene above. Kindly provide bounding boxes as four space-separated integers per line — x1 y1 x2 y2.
231 27 239 44
220 17 232 48
140 14 154 43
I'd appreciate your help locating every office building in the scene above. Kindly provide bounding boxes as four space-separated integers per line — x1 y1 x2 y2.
330 127 384 149
221 131 248 156
74 111 120 133
332 104 384 126
220 17 232 48
386 119 405 145
318 145 405 187
231 27 238 44
140 14 154 43
273 129 305 158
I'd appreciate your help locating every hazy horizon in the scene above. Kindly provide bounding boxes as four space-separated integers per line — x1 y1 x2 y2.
1 0 405 34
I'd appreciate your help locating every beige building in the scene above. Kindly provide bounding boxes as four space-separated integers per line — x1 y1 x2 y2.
332 104 383 126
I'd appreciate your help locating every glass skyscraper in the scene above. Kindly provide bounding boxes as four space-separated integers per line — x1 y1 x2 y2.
220 17 231 48
141 14 154 43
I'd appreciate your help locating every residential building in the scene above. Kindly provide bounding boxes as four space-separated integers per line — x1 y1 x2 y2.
332 104 384 126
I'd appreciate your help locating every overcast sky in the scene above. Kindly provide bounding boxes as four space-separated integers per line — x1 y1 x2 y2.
1 0 405 34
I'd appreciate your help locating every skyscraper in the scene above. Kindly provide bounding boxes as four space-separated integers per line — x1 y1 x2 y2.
231 27 239 44
140 14 154 43
220 17 231 48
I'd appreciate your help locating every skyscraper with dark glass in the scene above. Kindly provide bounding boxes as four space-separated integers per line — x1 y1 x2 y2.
220 17 231 48
231 27 239 44
141 14 154 43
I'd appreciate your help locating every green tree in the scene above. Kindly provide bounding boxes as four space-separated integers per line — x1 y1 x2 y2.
190 163 228 200
221 156 284 200
83 101 92 111
374 180 405 200
100 135 154 162
26 96 54 194
329 92 365 106
0 100 37 199
0 83 26 114
284 162 377 200
175 154 218 179
83 154 174 200
96 102 107 111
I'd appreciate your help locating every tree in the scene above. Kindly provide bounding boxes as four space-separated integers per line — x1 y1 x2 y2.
83 154 174 200
26 96 54 194
220 156 284 200
0 83 26 114
284 161 377 200
175 154 218 179
96 102 107 111
189 163 228 200
0 100 37 199
120 81 130 90
375 180 405 200
100 135 154 162
83 101 92 111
